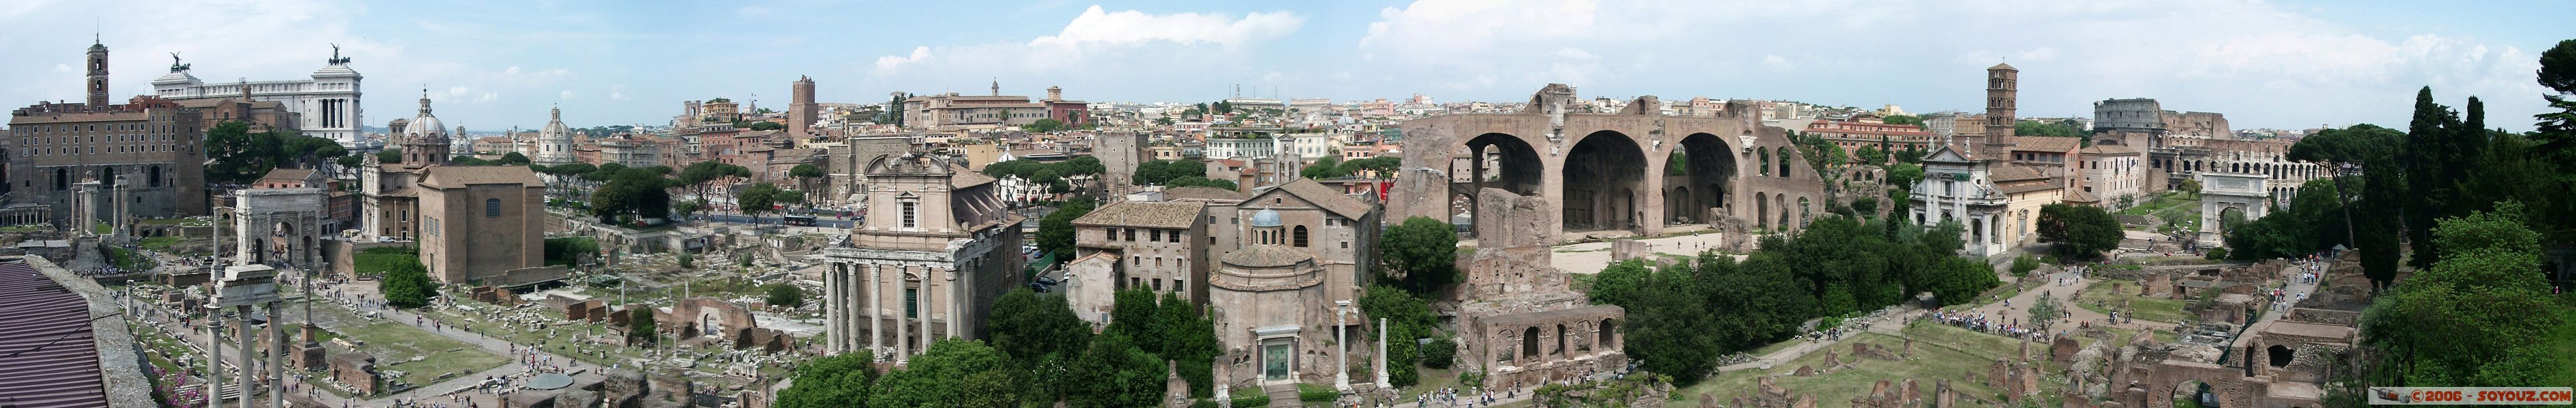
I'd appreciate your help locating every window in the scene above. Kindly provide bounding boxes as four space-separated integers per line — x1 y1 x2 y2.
485 198 502 217
899 201 918 228
1124 228 1136 241
904 287 918 318
1150 229 1162 242
1293 226 1309 248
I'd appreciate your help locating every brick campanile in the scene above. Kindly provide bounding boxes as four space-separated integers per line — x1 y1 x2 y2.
1983 63 2019 148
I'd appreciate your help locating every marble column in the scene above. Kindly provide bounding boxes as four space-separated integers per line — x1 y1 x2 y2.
944 267 960 341
236 305 253 408
824 265 839 354
268 301 283 408
918 266 932 350
868 264 881 358
1376 318 1390 388
208 309 224 408
1334 309 1350 392
894 265 907 363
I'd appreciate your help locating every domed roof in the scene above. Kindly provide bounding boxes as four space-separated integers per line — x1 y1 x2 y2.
539 107 570 137
1221 245 1314 269
1249 209 1283 227
403 93 448 140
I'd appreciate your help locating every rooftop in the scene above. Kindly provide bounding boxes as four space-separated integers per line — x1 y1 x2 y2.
1073 201 1208 229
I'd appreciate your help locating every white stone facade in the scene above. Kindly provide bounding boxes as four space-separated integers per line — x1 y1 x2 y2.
154 52 368 148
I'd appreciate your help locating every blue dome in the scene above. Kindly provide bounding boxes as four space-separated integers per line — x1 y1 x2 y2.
1249 209 1283 227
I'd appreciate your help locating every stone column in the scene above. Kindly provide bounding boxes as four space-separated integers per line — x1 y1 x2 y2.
824 265 841 354
944 267 960 341
868 264 881 358
1334 309 1350 392
1376 318 1391 388
918 267 932 350
236 305 254 408
268 301 283 408
208 309 224 408
894 265 908 363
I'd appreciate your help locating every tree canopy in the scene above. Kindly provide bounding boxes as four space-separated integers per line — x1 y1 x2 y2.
206 120 349 184
1035 197 1095 262
1131 160 1207 185
1379 216 1460 294
2036 203 2123 260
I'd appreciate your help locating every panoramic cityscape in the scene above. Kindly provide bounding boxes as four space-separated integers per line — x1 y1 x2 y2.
0 1 2571 408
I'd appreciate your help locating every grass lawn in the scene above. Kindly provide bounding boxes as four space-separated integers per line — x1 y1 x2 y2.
0 224 46 232
1675 324 2038 405
138 218 201 225
105 246 155 271
139 236 184 252
1748 338 1803 358
334 321 508 387
2071 279 2191 324
419 302 652 372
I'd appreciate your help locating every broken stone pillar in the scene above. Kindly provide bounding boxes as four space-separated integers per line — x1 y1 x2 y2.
2053 337 2082 364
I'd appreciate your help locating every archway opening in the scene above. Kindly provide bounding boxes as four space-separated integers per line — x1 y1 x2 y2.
1521 326 1541 362
1458 133 1544 237
1562 131 1647 233
2267 345 2293 368
1598 319 1617 350
1664 133 1736 226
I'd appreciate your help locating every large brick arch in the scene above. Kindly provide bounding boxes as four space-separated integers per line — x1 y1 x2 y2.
1391 86 1829 241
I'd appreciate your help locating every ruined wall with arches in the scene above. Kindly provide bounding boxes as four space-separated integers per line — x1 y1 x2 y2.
1394 84 1831 243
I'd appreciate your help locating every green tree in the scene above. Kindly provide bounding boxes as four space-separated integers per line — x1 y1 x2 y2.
626 307 658 345
500 152 530 165
2036 203 2123 260
764 284 805 308
777 350 876 408
1359 285 1437 388
1622 263 1718 383
749 121 785 131
1035 198 1095 262
1023 118 1067 133
1300 156 1345 180
2014 120 2083 137
739 182 783 222
870 339 1008 408
381 258 434 308
1163 177 1238 190
338 155 364 169
1065 333 1165 408
1131 160 1208 185
1379 216 1460 294
2362 202 2567 386
1853 145 1886 165
789 163 826 195
1155 292 1221 396
1588 259 1652 306
1882 114 1923 126
2538 39 2576 136
960 369 1018 408
988 288 1093 362
1340 156 1402 178
1106 289 1162 352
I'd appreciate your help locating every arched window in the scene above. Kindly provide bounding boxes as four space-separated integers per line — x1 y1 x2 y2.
1777 147 1794 177
485 198 502 217
1758 150 1771 176
1292 226 1308 248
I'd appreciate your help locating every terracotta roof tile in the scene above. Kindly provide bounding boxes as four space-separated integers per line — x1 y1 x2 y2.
1073 201 1206 229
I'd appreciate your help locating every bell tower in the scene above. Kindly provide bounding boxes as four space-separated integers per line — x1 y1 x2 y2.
87 37 110 107
1982 63 2019 148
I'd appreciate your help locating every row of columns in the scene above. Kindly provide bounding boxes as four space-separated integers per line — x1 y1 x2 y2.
825 261 956 363
0 207 50 226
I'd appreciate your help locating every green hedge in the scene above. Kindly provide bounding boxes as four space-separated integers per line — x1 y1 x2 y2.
1228 392 1269 408
1297 383 1337 403
352 246 419 278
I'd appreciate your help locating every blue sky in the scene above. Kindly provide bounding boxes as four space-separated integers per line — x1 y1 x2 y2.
2 0 2566 133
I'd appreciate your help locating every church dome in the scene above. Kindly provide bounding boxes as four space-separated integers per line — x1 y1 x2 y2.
402 94 448 140
540 107 570 137
1249 209 1283 227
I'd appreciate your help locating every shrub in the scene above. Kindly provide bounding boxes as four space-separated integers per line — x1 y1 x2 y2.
1421 337 1457 369
764 284 805 308
1191 398 1219 408
1297 383 1338 403
2204 248 2230 260
2010 256 2040 277
1228 392 1270 408
677 253 694 269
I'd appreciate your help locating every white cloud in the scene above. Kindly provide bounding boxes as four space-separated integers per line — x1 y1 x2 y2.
1347 0 2548 131
874 46 933 72
869 6 1302 77
1760 55 1794 73
609 84 628 101
1031 5 1302 49
505 66 521 75
449 86 470 97
474 92 498 104
560 90 575 100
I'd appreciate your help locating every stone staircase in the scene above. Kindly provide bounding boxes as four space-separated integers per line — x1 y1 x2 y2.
2112 214 2161 228
1266 384 1302 408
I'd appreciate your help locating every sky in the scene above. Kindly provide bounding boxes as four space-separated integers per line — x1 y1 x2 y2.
1 0 2566 133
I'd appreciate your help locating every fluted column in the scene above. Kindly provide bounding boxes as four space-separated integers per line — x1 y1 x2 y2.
944 267 960 341
824 264 842 354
